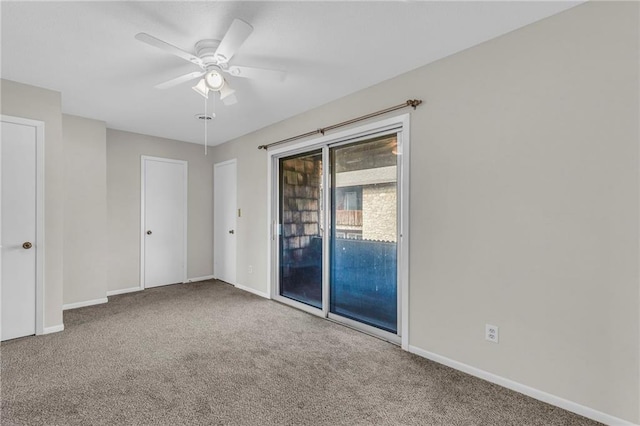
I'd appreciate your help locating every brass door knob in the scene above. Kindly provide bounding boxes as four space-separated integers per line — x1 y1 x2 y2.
146 230 152 235
23 242 32 249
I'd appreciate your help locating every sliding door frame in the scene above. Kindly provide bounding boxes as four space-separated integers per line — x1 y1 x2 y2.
266 113 410 350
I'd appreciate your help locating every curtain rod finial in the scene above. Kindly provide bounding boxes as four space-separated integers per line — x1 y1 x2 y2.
407 99 423 109
258 145 267 150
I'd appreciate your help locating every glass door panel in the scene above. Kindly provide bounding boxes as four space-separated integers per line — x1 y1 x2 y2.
330 135 398 333
278 151 323 308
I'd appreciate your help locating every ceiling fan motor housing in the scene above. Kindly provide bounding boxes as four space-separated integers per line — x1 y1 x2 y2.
195 39 227 68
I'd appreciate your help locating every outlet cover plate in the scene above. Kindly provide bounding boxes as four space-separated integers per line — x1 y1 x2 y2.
486 324 499 343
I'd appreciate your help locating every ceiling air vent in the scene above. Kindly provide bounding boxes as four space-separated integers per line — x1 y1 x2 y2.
194 113 215 120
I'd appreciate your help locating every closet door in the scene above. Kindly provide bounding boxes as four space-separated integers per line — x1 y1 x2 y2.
141 156 187 288
1 121 37 341
213 159 237 284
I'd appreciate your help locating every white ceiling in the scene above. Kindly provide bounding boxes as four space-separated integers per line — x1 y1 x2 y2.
1 1 581 146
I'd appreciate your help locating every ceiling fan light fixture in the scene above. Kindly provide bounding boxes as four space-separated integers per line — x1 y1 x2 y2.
219 82 236 101
192 78 209 98
204 70 225 91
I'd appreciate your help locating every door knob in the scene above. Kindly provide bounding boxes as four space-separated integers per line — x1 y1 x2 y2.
228 230 235 234
23 242 32 249
146 230 152 235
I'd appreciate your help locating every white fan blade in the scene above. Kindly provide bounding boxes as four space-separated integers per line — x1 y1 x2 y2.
225 65 286 81
213 19 253 63
135 33 203 67
155 71 204 89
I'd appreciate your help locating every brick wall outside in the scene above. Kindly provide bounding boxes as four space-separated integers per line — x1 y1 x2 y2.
362 183 396 242
281 156 322 269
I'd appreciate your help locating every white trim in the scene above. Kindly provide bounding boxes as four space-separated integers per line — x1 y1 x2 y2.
235 283 270 299
43 324 64 335
408 345 638 426
106 286 143 296
63 297 108 310
266 158 273 298
0 115 46 336
398 115 410 351
140 157 145 288
35 120 45 336
183 275 215 283
328 313 400 345
140 156 188 289
321 146 330 318
272 293 323 316
213 158 237 168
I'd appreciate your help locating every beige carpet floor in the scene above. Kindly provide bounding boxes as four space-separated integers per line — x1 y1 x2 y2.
1 280 599 425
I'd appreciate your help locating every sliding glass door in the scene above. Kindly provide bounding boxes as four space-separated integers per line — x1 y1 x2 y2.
278 151 323 308
272 123 405 343
329 135 398 333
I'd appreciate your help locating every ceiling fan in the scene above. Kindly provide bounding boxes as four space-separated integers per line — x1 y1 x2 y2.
135 19 285 105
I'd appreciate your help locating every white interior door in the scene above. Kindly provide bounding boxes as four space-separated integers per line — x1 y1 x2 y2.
213 160 237 284
141 157 187 288
1 121 37 341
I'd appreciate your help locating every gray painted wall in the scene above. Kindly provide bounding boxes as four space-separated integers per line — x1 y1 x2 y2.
106 129 215 292
62 114 108 306
212 3 639 422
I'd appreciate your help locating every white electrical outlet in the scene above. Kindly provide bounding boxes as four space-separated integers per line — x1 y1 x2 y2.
248 265 253 274
485 324 499 343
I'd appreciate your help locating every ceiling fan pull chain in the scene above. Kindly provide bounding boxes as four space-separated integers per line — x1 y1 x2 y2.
204 96 208 156
210 95 217 155
213 94 217 127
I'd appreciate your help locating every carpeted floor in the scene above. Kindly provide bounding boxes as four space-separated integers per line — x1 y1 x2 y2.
1 280 599 425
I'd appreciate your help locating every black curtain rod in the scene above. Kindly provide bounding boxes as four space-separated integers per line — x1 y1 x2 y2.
257 99 423 150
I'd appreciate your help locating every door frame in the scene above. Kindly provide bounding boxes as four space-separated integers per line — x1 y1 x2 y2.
0 115 45 336
213 158 237 285
139 155 188 289
266 113 410 349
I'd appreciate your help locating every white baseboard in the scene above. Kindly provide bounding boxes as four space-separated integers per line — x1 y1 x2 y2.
107 286 143 296
63 297 108 311
183 275 215 283
234 283 270 299
42 324 64 335
408 345 637 426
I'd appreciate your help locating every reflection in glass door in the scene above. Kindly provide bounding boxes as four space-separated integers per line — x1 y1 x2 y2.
273 129 402 341
330 135 398 333
278 151 323 308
